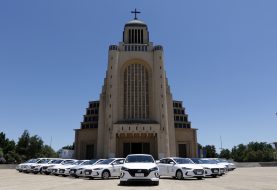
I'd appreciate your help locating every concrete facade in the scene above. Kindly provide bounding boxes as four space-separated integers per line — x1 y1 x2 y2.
74 17 198 159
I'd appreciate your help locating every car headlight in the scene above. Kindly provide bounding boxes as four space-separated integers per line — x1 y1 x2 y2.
149 167 158 172
121 167 128 171
93 168 103 170
182 167 192 170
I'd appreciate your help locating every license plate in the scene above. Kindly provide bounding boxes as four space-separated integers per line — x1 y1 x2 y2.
85 172 89 175
135 173 144 177
197 171 202 175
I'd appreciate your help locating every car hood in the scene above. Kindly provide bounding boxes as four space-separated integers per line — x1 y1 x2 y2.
198 164 219 168
123 163 157 170
177 164 203 169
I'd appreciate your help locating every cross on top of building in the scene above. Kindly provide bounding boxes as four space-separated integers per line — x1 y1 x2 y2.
131 8 141 20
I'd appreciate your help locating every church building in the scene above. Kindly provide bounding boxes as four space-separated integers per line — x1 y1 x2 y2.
74 11 198 159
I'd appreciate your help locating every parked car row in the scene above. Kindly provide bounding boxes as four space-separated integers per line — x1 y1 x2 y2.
16 154 236 186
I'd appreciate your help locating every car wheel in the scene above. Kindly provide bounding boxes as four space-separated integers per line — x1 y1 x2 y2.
197 177 203 180
152 181 159 186
89 177 94 180
74 176 79 178
212 174 217 178
119 181 126 186
102 170 110 179
176 170 183 180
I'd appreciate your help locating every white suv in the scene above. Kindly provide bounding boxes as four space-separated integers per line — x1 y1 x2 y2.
158 157 205 180
120 154 159 186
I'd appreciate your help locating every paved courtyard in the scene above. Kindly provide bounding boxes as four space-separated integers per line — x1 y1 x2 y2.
0 167 277 190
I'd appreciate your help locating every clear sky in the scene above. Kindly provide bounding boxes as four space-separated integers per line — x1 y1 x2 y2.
0 0 276 152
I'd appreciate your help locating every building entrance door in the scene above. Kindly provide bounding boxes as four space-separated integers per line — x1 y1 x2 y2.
123 143 150 157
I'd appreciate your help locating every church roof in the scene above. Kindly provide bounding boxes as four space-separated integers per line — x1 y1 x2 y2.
125 19 147 27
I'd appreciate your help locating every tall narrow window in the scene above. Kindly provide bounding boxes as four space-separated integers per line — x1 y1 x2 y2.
124 63 149 119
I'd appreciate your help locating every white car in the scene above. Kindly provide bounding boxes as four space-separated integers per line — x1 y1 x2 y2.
216 159 236 171
50 159 76 175
158 157 205 180
201 158 227 175
55 160 86 176
69 159 105 178
30 158 54 174
41 159 64 174
20 158 45 173
120 154 159 186
16 159 40 172
190 158 221 177
84 158 125 179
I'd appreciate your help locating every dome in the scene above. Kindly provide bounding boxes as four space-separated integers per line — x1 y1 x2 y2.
125 19 147 27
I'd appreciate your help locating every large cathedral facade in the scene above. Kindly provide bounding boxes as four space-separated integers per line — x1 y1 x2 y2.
74 16 198 159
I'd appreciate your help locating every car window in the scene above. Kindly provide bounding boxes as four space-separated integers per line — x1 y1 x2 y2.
159 159 166 164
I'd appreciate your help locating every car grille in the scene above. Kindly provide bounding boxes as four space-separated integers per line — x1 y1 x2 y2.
127 169 150 177
59 169 65 173
84 169 92 175
211 168 219 173
193 169 204 175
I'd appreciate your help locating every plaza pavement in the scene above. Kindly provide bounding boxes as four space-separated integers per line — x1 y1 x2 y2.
0 167 277 190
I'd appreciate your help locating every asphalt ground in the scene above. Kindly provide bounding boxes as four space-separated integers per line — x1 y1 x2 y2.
0 167 277 190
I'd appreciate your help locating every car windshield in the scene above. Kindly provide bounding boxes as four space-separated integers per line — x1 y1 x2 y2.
98 159 115 165
190 158 201 164
200 159 218 164
174 158 194 164
38 159 50 164
217 159 227 163
52 160 63 164
73 160 84 165
27 159 38 163
125 155 154 163
63 160 75 165
81 159 98 165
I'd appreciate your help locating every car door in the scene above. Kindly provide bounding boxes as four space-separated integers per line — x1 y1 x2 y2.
110 159 124 177
158 159 167 176
166 159 176 176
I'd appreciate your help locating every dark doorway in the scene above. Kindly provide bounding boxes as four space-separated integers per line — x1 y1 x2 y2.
123 143 150 157
178 144 187 157
86 144 94 159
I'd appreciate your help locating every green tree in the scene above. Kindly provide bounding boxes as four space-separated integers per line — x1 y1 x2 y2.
40 145 58 158
219 148 231 159
26 135 43 159
16 130 30 160
204 145 217 158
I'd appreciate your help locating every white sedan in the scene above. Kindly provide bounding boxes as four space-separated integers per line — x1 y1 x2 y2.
120 154 159 186
84 158 125 179
70 159 105 178
56 160 87 176
190 158 221 177
158 157 205 180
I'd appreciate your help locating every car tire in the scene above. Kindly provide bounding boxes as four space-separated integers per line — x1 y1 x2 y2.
176 170 183 180
102 170 110 179
89 177 94 180
212 174 217 178
197 177 203 180
119 181 126 186
152 181 159 186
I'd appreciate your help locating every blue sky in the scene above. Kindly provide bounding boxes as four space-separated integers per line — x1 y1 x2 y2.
0 0 276 152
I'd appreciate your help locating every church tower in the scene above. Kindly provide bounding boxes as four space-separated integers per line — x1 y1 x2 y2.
74 10 198 159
